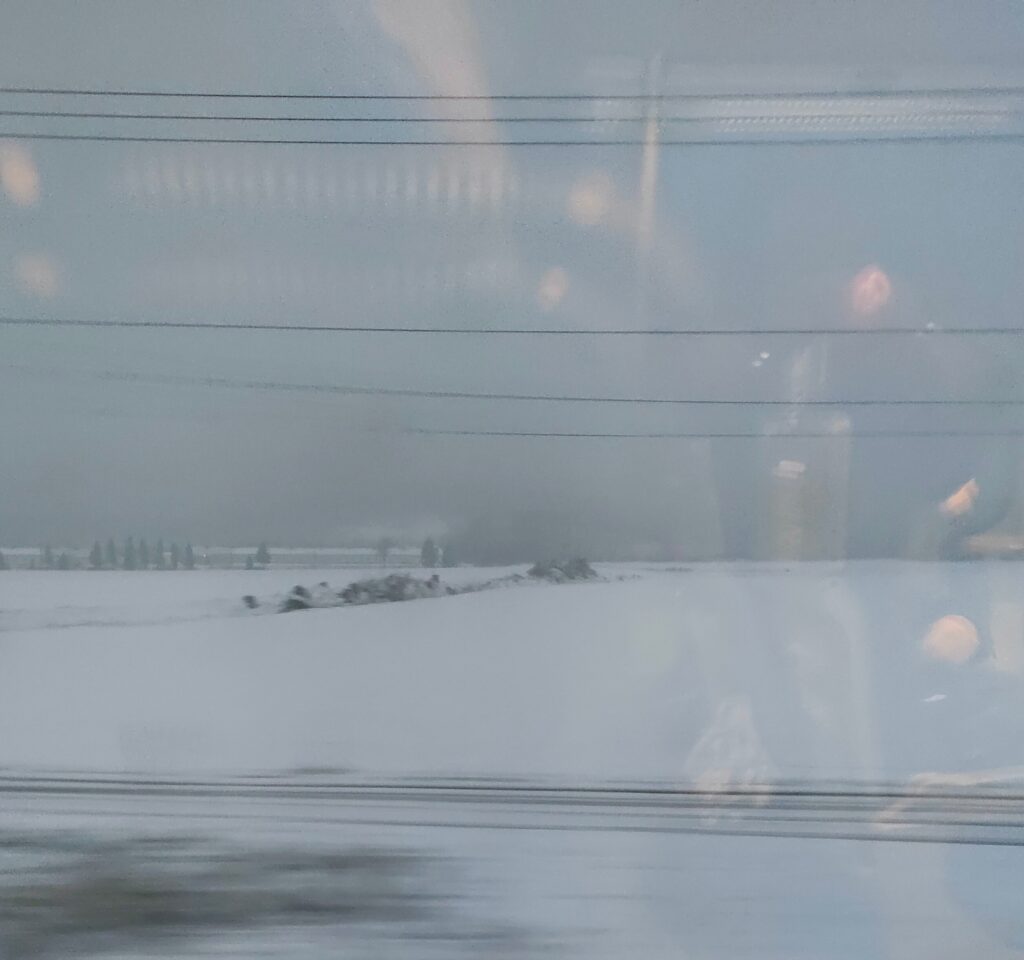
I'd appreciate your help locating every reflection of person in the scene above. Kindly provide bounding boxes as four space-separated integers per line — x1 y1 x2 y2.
910 429 1018 563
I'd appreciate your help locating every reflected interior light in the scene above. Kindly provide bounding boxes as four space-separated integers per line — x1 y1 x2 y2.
14 252 59 298
537 266 569 310
568 171 613 226
922 614 979 664
940 478 979 517
773 459 806 480
0 142 40 207
829 414 852 434
849 264 892 316
759 351 770 360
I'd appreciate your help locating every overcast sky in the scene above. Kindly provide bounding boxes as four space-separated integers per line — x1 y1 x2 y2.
1 0 1023 556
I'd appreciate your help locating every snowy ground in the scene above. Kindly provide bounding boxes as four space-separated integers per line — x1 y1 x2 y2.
0 565 522 633
1 562 1023 956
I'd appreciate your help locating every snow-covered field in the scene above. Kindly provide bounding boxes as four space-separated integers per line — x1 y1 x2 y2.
2 561 1023 779
0 565 521 633
1 562 1023 956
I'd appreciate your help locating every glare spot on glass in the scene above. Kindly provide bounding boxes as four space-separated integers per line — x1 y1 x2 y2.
940 478 979 518
0 142 40 206
829 414 852 434
922 615 979 664
537 266 569 311
752 359 763 368
849 264 892 316
759 351 770 360
774 459 806 480
14 252 59 298
568 171 613 226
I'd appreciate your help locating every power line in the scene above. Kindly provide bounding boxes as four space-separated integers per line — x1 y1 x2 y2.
7 364 1019 438
4 130 1024 147
94 370 1024 408
0 109 1013 123
10 364 1019 435
3 317 1021 336
2 84 1024 101
397 428 1024 439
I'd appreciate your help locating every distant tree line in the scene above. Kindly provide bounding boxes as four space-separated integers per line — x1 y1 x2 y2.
419 537 457 568
82 538 197 570
1 538 459 571
244 542 272 569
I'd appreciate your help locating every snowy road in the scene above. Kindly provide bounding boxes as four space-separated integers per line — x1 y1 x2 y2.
2 775 1023 958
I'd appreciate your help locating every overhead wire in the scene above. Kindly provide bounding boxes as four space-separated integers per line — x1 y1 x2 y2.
3 84 1024 100
0 109 1014 123
396 428 1024 439
2 316 1022 336
3 130 1023 146
81 369 1024 408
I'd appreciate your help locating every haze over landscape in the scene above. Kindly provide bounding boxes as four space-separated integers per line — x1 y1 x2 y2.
2 1 1024 558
